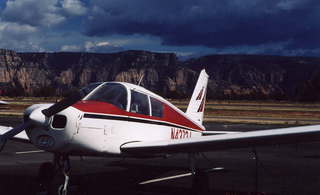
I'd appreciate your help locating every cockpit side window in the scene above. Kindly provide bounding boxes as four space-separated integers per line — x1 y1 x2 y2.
86 83 127 110
130 91 150 115
150 97 163 118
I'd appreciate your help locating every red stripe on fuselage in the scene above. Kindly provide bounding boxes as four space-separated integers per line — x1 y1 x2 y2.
162 104 203 131
72 101 203 131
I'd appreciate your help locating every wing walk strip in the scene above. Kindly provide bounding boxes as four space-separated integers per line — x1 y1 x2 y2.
83 113 202 132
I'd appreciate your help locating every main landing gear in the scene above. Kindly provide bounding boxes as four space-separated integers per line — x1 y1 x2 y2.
38 154 71 195
189 153 210 195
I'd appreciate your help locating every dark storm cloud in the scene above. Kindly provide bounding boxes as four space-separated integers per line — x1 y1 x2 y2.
1 0 88 27
1 0 66 27
85 0 320 51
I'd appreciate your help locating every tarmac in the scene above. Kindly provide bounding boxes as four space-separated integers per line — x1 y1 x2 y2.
0 117 320 195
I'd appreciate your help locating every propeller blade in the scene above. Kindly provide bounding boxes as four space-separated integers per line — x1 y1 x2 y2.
42 89 86 117
41 82 103 117
1 122 30 140
0 122 30 151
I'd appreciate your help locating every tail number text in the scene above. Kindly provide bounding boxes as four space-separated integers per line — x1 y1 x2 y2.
171 128 191 139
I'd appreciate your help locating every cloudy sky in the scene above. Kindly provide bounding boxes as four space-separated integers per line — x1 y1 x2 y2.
0 0 319 58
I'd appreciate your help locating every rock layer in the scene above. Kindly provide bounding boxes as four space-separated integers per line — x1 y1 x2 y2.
0 49 320 101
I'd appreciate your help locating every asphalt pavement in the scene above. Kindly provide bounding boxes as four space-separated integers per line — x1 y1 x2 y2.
0 117 320 195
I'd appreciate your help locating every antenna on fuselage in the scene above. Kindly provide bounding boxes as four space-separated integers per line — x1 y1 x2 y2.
137 74 145 86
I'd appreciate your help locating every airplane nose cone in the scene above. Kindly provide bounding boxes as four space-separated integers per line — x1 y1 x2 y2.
29 107 50 126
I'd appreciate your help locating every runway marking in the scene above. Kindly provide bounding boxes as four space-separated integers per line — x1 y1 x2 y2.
139 167 224 185
15 150 45 154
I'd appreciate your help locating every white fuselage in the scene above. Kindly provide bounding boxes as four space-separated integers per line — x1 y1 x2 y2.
26 106 202 156
24 82 204 157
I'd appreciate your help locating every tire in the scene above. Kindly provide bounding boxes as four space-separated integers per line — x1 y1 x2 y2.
48 173 66 195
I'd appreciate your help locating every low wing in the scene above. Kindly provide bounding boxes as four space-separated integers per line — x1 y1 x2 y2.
121 125 320 154
0 100 9 105
0 125 29 143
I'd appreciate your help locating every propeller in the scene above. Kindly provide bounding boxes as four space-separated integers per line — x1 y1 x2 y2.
0 122 31 151
0 83 99 151
41 82 102 117
42 89 86 117
0 89 86 151
1 122 30 139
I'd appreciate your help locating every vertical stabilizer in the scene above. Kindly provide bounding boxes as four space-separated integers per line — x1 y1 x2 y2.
186 69 209 125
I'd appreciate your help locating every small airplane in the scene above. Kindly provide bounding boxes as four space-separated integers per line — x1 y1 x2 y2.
0 100 9 105
0 69 320 194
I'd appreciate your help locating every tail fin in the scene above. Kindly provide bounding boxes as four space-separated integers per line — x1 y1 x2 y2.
186 69 209 125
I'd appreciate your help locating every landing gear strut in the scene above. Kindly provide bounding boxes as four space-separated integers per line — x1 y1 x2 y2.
38 154 71 195
252 148 259 195
189 153 197 175
188 153 209 195
53 154 71 195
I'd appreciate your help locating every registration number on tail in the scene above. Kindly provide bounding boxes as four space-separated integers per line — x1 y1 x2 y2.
171 128 191 139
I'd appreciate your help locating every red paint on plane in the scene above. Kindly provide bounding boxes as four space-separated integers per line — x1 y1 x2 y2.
72 100 203 131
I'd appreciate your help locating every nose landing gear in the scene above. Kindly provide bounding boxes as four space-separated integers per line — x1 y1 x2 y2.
53 154 70 195
38 154 71 195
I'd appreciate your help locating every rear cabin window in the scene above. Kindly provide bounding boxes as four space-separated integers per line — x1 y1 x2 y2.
150 97 163 118
86 83 127 110
130 91 150 115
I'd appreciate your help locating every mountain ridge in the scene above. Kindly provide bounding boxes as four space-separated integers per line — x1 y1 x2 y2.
0 49 320 101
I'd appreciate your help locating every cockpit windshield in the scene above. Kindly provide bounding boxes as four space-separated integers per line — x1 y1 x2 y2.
81 82 103 96
85 83 127 110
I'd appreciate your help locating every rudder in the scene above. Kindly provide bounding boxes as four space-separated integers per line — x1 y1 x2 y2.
186 69 209 125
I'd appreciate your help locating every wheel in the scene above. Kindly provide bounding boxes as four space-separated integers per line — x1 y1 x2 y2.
48 173 66 195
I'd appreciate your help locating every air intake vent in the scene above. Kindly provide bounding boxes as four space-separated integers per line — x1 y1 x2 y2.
52 115 67 129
